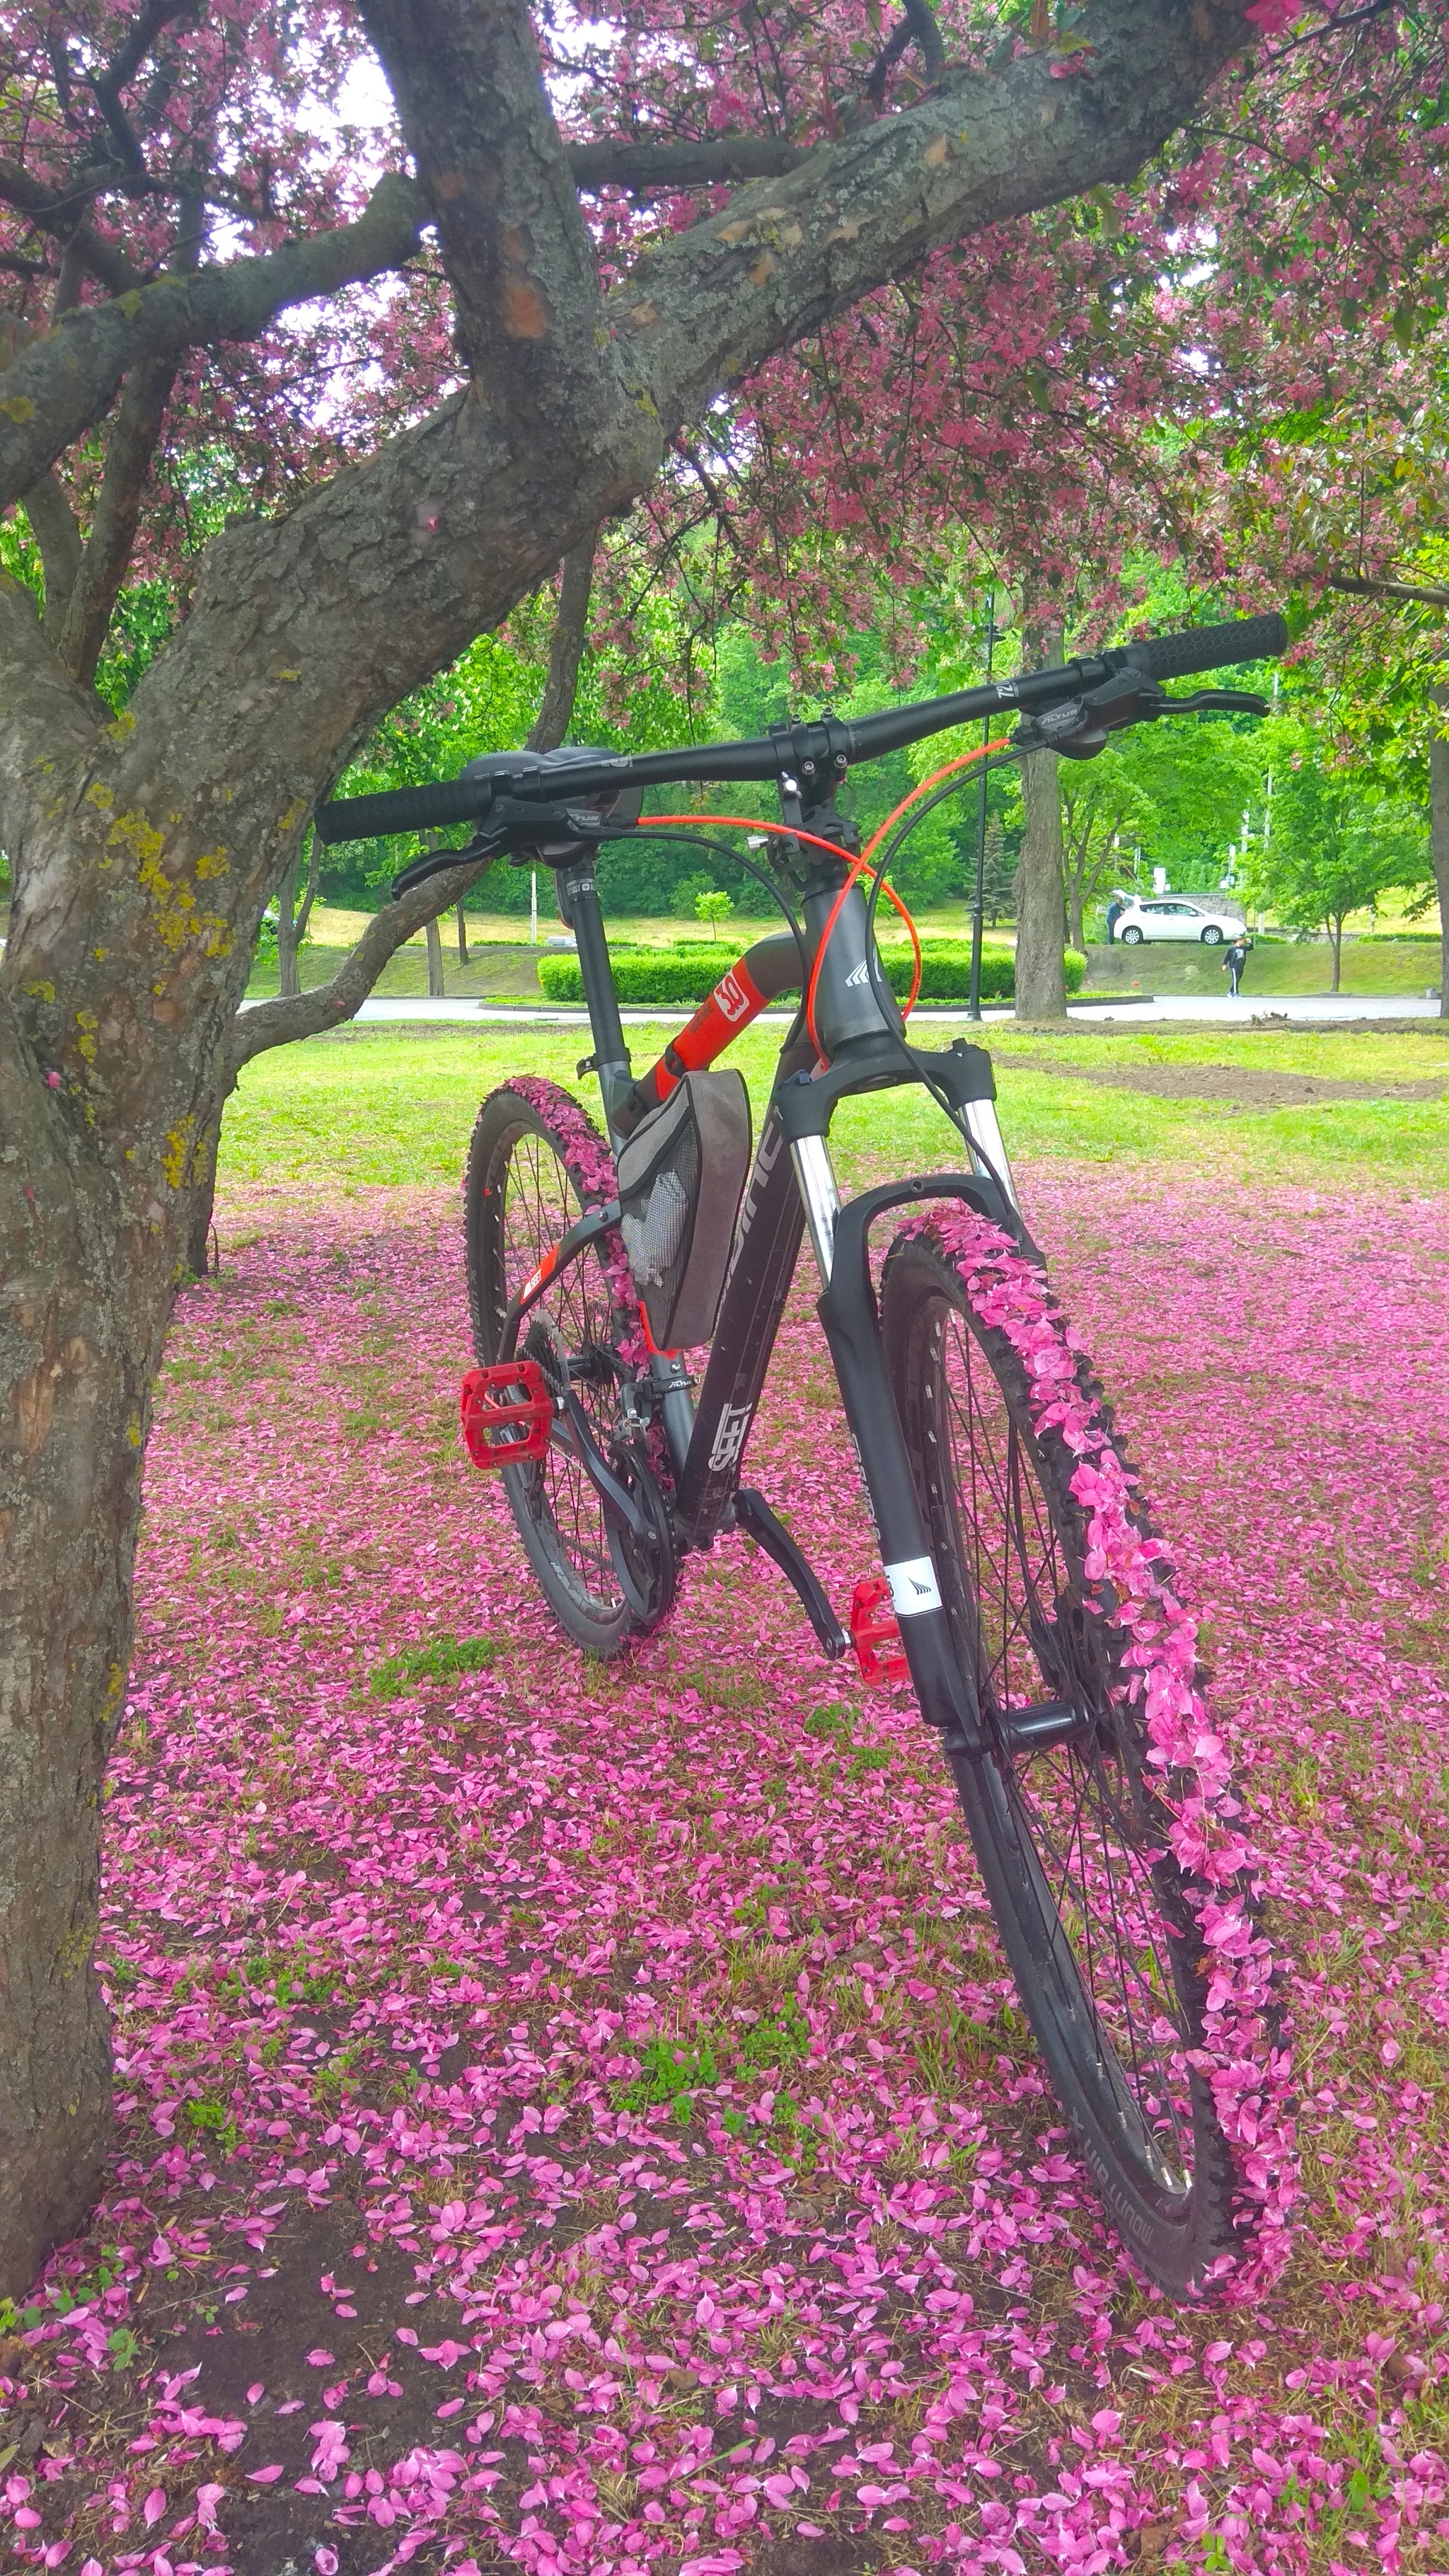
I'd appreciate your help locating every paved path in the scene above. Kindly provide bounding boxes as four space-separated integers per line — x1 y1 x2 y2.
241 992 1443 1029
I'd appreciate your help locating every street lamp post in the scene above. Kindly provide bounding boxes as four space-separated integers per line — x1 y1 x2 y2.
967 594 1002 1024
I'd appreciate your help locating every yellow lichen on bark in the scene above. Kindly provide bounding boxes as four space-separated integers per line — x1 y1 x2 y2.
161 1117 197 1187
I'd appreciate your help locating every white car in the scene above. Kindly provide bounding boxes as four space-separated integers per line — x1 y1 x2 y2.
1114 896 1245 946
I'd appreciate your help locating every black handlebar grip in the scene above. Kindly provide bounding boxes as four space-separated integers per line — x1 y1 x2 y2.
1120 613 1288 683
314 776 492 845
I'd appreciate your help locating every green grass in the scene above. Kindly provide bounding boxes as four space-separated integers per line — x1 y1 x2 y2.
367 1631 502 1699
217 1017 1449 1207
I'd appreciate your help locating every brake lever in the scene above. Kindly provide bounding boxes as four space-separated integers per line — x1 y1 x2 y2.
1015 673 1269 761
390 831 501 901
388 791 619 901
1161 687 1271 718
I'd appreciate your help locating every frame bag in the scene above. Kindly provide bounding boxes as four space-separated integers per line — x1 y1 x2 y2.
616 1070 751 1349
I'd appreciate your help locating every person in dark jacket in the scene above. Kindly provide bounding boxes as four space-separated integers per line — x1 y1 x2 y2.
1104 889 1127 943
1222 932 1252 996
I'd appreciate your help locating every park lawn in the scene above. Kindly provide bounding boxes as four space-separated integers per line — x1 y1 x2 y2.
217 1019 1449 1218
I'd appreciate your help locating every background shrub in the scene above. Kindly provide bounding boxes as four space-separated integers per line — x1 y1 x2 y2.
536 942 1085 1005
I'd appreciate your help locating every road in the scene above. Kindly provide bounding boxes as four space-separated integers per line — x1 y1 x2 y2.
236 992 1445 1029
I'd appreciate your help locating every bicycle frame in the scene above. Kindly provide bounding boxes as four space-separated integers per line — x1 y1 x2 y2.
553 847 1042 1759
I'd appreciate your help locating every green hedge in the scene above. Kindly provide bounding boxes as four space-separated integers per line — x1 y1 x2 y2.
536 941 1086 1007
538 946 739 1004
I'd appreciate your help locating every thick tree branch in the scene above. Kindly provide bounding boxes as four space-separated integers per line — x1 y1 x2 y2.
609 1 1262 434
0 573 105 920
360 0 615 453
18 471 84 644
1327 570 1449 610
569 135 809 192
91 0 195 175
0 173 425 509
526 534 597 751
58 357 176 685
226 850 492 1069
0 159 144 296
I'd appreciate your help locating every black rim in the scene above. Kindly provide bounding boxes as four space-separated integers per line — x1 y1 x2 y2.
492 1126 628 1627
923 1292 1199 2205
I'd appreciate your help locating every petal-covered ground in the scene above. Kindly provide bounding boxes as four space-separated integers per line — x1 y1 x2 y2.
3 1156 1448 2576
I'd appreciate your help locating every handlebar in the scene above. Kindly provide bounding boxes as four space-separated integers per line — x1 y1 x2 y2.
315 611 1288 847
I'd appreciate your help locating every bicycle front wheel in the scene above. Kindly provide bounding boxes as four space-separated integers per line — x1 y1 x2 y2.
881 1212 1281 2294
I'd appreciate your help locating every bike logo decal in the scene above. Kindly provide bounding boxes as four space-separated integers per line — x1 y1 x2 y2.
713 969 751 1023
722 1117 786 1291
845 959 870 988
885 1556 942 1617
519 1244 560 1306
707 1401 754 1474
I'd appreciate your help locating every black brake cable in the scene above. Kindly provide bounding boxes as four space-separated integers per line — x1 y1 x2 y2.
598 826 808 983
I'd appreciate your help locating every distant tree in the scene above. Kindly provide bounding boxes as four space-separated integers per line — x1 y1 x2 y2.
694 889 735 937
1057 761 1154 953
980 819 1017 928
1245 730 1428 993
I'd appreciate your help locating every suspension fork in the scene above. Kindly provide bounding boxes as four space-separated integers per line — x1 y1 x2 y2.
788 1131 983 1754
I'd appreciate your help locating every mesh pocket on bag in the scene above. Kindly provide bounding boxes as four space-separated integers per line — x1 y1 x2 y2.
616 1070 751 1349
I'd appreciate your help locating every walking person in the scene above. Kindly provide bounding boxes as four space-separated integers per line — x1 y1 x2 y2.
1222 930 1252 997
1104 889 1127 944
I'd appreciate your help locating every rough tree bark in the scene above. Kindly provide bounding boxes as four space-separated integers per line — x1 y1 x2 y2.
1 0 1271 2298
1014 619 1069 1021
275 835 321 1003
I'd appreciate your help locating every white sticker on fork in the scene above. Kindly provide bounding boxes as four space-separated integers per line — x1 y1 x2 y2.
885 1557 942 1617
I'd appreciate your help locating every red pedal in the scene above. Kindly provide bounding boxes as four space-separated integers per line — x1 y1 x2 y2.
460 1361 553 1468
850 1577 911 1686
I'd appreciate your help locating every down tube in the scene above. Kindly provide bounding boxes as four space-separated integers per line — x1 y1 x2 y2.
675 1104 805 1546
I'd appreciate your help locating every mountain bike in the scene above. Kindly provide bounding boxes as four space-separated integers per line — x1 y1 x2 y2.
316 612 1289 2297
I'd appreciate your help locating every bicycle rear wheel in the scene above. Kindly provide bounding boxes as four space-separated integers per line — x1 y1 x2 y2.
466 1080 641 1658
881 1211 1279 2294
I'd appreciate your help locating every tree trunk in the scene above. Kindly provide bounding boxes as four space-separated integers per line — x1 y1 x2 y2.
1016 751 1068 1021
425 915 445 998
456 902 468 967
185 1109 225 1277
274 834 319 1002
1013 623 1068 1022
1 1009 178 2294
1330 917 1342 993
526 536 596 753
1431 688 1449 1021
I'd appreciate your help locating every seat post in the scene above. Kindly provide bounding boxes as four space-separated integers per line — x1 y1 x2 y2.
560 857 633 1145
